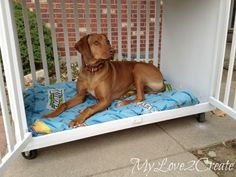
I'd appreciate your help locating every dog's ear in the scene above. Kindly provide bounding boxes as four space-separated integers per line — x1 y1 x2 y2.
74 35 93 58
101 33 107 38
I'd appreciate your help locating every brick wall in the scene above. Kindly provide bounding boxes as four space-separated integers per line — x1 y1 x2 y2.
25 0 157 59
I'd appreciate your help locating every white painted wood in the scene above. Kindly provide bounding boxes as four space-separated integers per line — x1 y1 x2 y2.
106 0 112 43
229 0 235 28
224 12 236 105
145 0 150 63
127 0 131 61
48 0 61 83
96 0 101 33
24 102 213 151
0 1 32 173
210 0 228 97
136 0 141 61
210 97 236 119
21 0 37 83
85 0 91 34
0 0 29 142
35 0 49 84
161 0 228 101
9 0 25 90
214 0 231 99
153 0 160 67
234 89 236 110
73 0 82 69
0 133 32 176
206 0 236 118
61 0 72 81
117 0 122 60
0 63 14 152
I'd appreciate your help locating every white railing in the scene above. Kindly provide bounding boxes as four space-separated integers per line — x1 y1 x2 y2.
17 0 161 84
73 0 82 70
117 0 122 60
35 0 50 84
224 12 236 106
229 0 235 29
153 0 160 66
61 0 72 81
0 62 15 155
0 0 32 172
210 0 236 119
145 0 150 63
22 0 37 84
106 0 112 44
47 0 61 83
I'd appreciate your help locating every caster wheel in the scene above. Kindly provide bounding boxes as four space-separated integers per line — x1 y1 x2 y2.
196 113 206 123
22 150 38 160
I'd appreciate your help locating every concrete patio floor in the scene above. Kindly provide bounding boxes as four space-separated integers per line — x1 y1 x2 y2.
2 112 236 177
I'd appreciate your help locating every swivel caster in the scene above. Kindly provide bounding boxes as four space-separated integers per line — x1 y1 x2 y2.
21 150 38 160
195 113 206 123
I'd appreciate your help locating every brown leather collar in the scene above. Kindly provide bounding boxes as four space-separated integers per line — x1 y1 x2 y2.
84 61 105 73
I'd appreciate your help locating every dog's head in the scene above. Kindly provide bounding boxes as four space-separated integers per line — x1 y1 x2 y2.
75 33 114 64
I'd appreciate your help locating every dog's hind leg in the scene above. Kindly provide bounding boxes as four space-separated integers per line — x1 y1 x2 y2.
117 76 145 107
144 84 166 94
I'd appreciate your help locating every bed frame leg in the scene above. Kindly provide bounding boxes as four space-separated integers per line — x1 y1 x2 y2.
195 113 206 123
21 150 38 160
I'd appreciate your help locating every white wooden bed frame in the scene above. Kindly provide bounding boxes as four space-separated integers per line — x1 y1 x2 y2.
0 0 236 174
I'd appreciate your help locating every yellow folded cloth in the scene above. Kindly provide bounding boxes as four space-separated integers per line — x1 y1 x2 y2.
32 120 52 134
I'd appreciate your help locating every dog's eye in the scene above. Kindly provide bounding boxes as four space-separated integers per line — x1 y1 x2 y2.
106 40 110 44
94 41 99 46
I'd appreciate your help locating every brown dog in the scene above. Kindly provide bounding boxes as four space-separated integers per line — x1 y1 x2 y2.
43 33 165 127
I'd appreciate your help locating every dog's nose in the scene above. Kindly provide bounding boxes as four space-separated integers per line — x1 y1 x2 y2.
110 48 115 55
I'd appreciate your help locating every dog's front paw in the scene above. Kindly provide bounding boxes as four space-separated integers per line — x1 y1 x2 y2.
116 101 128 107
116 101 122 107
69 118 85 128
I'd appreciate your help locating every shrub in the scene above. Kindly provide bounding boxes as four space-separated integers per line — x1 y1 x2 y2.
14 1 55 75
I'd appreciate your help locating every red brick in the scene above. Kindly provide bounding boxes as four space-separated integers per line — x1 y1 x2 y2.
24 0 158 57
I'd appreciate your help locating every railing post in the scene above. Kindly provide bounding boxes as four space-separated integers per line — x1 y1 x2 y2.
0 0 28 142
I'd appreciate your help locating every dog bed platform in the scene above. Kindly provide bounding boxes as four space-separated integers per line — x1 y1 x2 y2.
23 81 199 137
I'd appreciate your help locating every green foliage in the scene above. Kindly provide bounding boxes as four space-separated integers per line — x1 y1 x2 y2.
14 1 55 75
